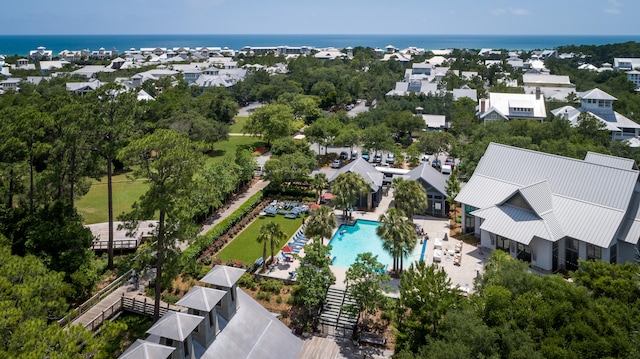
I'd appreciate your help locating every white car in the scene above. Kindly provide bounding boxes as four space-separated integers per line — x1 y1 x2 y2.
331 159 341 168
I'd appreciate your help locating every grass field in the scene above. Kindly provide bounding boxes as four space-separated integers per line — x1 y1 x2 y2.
215 214 305 265
229 116 248 133
76 173 149 224
77 136 266 224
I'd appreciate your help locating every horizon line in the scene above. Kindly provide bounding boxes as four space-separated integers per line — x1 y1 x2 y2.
1 33 639 37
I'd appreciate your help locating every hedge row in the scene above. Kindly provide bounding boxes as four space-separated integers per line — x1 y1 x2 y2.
180 190 264 272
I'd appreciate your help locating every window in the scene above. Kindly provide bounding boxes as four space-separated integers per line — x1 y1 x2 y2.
565 238 579 271
516 243 531 262
587 244 601 261
497 235 510 252
610 243 617 264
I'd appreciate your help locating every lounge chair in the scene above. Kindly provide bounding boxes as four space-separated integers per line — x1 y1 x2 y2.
433 249 443 262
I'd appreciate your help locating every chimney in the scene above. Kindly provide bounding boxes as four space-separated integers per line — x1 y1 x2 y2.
199 266 245 321
480 98 486 114
563 109 569 120
415 106 424 115
535 86 541 100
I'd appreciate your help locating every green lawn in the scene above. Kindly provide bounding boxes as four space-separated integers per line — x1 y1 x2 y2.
76 136 266 224
76 173 149 224
229 116 248 133
215 214 306 264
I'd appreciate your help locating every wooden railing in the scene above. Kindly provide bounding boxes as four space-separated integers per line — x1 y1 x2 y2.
83 298 123 331
91 239 140 250
121 296 171 317
58 269 133 327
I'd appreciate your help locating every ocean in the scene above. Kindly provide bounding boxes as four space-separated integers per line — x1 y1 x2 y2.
1 34 638 57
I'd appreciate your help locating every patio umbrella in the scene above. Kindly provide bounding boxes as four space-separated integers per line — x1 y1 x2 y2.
281 245 294 253
321 193 334 200
309 203 322 210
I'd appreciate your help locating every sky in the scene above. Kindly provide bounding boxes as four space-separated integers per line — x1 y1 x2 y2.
3 0 637 35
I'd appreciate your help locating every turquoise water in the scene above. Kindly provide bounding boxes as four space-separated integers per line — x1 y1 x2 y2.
1 34 638 56
329 219 422 269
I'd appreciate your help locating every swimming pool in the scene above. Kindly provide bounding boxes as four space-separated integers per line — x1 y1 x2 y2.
328 219 423 269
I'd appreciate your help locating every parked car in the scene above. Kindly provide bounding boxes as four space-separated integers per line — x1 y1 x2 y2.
386 153 395 164
420 156 430 164
441 164 452 175
331 159 342 168
361 152 370 161
373 152 382 163
351 149 358 160
432 158 441 170
339 151 348 160
445 157 455 170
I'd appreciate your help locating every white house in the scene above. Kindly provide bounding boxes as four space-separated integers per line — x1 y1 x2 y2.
456 143 640 272
550 88 640 141
626 70 640 91
29 46 52 61
614 57 640 71
522 72 576 100
478 91 547 122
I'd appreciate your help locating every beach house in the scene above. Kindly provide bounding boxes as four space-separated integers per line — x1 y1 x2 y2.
456 143 640 273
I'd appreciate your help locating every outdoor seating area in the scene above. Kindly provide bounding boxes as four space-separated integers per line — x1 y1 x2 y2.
261 200 309 218
284 225 309 255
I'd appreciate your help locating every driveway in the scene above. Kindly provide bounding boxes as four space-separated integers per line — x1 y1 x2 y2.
237 102 264 116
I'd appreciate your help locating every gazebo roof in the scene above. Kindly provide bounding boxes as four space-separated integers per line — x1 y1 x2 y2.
146 311 203 341
199 265 246 288
118 339 174 359
175 285 226 312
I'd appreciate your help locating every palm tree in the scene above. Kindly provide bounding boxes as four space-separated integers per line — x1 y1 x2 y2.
304 205 337 244
331 172 369 220
256 221 287 271
311 172 328 204
392 178 428 221
377 208 417 274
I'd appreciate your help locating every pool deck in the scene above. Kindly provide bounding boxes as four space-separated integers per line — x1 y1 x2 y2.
262 188 486 295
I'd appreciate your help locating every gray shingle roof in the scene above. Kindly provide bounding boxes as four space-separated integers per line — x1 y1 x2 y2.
406 163 447 195
328 158 383 191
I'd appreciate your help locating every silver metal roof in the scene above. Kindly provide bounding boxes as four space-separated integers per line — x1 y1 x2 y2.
146 311 204 342
585 152 638 170
457 143 639 248
472 205 550 244
578 88 617 101
197 290 302 359
176 286 226 312
118 339 174 359
200 265 246 288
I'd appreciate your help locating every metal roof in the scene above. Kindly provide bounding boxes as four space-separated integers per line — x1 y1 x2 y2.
472 205 551 244
457 143 639 248
197 290 302 359
146 311 204 342
176 286 226 312
118 339 174 359
578 88 617 101
487 92 546 119
200 265 246 288
585 152 638 170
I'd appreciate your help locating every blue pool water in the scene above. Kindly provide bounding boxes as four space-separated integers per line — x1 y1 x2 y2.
329 219 429 269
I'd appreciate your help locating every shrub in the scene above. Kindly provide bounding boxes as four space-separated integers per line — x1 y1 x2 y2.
256 291 271 302
260 279 283 294
276 296 283 304
237 273 256 289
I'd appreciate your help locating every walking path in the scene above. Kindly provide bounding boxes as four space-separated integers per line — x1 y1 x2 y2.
73 178 270 329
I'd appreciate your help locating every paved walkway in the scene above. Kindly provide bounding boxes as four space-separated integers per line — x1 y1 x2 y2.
178 179 270 251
